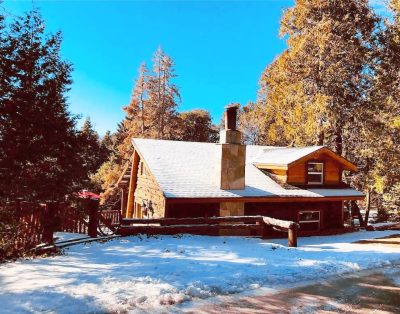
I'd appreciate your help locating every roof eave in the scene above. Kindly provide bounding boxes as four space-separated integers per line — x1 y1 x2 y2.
287 146 358 172
165 195 365 203
252 163 289 170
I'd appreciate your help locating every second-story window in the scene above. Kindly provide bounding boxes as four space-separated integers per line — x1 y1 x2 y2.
307 162 323 184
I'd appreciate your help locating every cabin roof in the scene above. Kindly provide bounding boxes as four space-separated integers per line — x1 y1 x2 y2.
132 138 363 199
251 146 357 171
252 146 323 165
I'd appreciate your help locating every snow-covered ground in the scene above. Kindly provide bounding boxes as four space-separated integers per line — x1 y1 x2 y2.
53 232 90 243
1 230 400 313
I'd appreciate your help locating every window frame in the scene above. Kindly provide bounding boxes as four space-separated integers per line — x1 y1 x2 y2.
307 161 324 185
298 210 321 230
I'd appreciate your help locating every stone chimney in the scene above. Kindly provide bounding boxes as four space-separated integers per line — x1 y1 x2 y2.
216 104 246 190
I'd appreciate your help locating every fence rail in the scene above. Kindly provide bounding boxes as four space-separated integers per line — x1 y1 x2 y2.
100 209 122 227
119 215 300 247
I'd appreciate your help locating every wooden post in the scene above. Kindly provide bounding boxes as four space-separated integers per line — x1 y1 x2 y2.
288 224 298 247
260 222 269 239
126 151 140 218
364 188 372 228
42 202 57 244
87 199 99 238
121 188 126 217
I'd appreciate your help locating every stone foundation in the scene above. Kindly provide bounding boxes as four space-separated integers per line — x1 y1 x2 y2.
219 202 244 216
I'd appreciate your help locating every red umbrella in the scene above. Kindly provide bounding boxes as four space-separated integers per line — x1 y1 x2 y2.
77 190 100 200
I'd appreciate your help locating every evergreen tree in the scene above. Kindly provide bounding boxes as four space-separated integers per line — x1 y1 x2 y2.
0 10 83 201
124 62 149 136
94 48 187 202
177 109 218 142
119 63 149 161
238 102 269 145
259 0 378 153
243 1 400 220
79 118 107 179
100 130 114 153
353 0 400 220
147 47 180 139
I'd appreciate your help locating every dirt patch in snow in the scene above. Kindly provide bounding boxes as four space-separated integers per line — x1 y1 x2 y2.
356 234 400 247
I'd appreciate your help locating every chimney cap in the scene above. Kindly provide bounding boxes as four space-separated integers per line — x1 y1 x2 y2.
225 103 240 110
224 104 240 131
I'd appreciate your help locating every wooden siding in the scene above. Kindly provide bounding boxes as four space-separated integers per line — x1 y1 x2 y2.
245 201 343 230
165 200 343 231
287 151 342 185
133 157 166 218
166 202 220 218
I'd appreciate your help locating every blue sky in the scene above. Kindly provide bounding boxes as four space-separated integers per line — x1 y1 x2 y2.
2 0 388 135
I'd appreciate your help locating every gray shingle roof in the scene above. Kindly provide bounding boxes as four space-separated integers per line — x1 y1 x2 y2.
133 138 364 199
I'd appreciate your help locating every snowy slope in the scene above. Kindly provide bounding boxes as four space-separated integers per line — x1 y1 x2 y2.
1 231 400 313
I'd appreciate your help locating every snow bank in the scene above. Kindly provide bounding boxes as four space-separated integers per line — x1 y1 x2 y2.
1 230 400 313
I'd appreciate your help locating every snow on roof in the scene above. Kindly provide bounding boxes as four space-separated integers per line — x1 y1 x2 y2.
250 146 323 166
133 138 364 199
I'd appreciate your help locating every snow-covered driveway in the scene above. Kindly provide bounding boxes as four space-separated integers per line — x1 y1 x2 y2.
1 230 400 313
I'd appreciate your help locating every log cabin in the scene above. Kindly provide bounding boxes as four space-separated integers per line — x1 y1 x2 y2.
117 105 364 235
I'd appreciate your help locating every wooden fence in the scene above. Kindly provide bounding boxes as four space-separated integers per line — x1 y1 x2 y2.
99 209 121 227
0 202 46 259
0 200 121 259
1 200 299 260
58 204 89 234
119 215 300 247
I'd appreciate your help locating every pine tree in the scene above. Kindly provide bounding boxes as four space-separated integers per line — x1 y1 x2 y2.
147 47 180 139
95 48 182 202
123 62 149 137
0 8 7 151
0 10 83 202
177 109 218 142
354 0 400 220
79 118 107 179
238 102 270 145
100 130 114 153
259 0 378 154
118 63 150 161
242 1 400 221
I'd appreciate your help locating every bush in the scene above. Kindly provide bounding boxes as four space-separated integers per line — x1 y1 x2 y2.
0 205 26 262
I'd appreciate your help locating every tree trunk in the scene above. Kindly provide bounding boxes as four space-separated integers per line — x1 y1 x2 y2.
364 188 372 228
317 127 324 146
334 124 343 156
140 92 145 135
42 202 58 244
87 199 99 238
350 200 364 227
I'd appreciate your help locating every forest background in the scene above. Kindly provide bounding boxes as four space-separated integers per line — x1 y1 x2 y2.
0 0 399 223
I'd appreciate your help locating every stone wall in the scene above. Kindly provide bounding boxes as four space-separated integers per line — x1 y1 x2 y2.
134 160 165 218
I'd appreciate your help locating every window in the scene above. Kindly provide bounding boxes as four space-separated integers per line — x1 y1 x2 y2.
307 162 323 184
299 210 320 231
